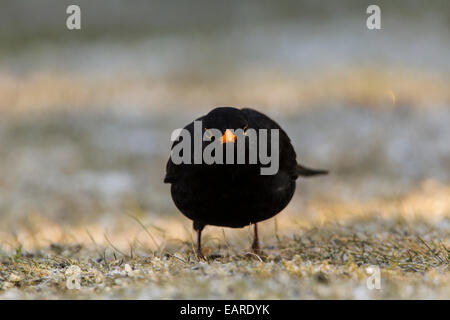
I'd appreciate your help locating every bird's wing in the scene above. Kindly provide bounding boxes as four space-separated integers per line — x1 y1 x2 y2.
241 108 298 179
242 108 328 179
164 115 204 184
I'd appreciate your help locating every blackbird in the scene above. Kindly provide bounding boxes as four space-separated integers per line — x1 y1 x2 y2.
164 107 327 258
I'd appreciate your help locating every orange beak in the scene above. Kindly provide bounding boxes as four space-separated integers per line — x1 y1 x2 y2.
221 129 237 144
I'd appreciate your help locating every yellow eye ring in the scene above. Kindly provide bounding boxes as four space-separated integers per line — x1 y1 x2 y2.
204 128 213 139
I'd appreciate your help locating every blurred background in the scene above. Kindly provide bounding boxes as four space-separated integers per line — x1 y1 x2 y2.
0 0 448 251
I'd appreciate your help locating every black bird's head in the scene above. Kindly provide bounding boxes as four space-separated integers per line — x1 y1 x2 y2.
203 107 249 144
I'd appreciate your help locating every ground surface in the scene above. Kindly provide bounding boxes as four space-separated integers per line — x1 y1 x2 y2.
0 216 449 299
0 169 448 299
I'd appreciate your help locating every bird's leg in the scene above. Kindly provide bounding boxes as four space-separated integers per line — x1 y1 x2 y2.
251 223 261 255
196 229 204 260
193 221 205 260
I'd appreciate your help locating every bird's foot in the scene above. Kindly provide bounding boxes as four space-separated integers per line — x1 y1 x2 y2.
195 248 206 261
251 242 262 256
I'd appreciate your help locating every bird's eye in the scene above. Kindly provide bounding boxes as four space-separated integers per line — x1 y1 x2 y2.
204 128 213 139
242 125 248 135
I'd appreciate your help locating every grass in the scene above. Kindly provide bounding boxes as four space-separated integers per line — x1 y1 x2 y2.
1 187 448 299
0 108 448 299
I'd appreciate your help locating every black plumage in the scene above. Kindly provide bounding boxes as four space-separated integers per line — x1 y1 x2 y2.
164 107 327 258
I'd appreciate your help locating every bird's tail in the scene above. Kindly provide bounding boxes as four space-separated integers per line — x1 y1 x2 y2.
297 164 328 177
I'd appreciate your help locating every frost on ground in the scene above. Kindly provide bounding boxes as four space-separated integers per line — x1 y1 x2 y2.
0 215 448 299
0 105 449 299
0 103 449 299
0 176 449 299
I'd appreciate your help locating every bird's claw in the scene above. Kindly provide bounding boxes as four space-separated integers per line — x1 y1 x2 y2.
195 249 206 260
